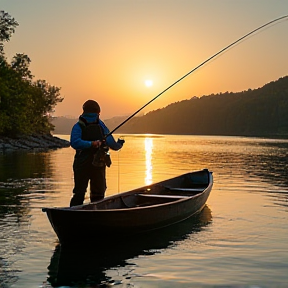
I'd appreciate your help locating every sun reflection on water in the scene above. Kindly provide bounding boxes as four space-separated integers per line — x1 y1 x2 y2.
145 137 153 185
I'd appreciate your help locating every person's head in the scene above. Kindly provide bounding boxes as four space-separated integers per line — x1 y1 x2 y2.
82 100 100 114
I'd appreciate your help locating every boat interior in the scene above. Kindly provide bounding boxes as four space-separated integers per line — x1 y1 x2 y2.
78 171 210 210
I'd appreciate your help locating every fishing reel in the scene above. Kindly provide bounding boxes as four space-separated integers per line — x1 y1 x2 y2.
101 144 109 152
92 140 111 167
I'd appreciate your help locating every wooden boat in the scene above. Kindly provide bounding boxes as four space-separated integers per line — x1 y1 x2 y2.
42 168 213 245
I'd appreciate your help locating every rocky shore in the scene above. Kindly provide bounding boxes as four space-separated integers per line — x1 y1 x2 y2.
0 134 70 152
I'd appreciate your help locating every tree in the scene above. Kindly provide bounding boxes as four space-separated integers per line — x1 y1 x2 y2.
11 53 33 81
0 10 18 55
0 11 63 137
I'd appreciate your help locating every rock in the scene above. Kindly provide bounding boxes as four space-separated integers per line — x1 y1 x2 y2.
0 134 70 152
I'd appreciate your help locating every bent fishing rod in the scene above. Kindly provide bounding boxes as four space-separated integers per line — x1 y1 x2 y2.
106 14 288 138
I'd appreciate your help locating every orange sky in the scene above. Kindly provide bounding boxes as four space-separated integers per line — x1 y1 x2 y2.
2 1 288 119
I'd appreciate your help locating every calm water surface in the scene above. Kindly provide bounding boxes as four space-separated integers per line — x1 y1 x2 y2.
0 134 287 288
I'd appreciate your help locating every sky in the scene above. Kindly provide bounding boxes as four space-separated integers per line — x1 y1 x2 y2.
1 0 288 119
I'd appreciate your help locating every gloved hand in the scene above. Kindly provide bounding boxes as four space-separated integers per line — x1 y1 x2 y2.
91 140 101 148
117 138 125 146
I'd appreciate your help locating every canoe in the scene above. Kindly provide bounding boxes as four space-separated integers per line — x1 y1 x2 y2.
42 168 213 245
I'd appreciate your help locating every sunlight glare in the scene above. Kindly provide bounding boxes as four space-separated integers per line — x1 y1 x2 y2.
145 79 153 87
145 137 153 185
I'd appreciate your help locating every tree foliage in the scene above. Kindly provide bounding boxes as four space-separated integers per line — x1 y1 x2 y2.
0 11 63 137
0 10 18 55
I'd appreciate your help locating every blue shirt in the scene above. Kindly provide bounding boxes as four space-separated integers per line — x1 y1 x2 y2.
70 113 123 151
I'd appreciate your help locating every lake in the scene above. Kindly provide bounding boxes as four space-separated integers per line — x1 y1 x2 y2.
0 134 287 288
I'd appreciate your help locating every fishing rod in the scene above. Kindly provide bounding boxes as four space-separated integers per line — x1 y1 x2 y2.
106 14 288 137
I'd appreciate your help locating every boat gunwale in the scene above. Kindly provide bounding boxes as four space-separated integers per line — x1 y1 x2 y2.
48 194 195 212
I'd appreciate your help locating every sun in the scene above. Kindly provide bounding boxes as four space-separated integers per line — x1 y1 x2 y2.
144 79 153 87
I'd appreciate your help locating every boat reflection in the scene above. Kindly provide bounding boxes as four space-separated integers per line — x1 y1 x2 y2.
47 205 212 287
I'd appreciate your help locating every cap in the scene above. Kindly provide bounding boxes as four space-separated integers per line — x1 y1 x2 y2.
82 100 100 113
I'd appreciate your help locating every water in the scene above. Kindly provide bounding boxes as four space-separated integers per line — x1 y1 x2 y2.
0 134 287 287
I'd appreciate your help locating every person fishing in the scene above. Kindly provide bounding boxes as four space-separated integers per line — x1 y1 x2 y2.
70 100 124 207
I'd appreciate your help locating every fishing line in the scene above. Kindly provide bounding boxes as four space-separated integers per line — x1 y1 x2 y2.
106 14 288 136
117 149 120 193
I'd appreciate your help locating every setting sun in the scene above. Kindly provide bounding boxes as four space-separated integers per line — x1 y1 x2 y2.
145 79 153 87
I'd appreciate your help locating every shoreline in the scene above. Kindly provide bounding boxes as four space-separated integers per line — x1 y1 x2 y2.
0 134 70 152
1 133 287 153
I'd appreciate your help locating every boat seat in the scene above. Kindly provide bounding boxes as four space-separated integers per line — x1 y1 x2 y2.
165 187 204 192
137 194 190 199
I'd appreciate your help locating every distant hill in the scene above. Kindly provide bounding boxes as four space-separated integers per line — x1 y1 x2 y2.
51 115 129 135
52 76 288 137
116 76 288 137
51 117 77 135
102 115 132 133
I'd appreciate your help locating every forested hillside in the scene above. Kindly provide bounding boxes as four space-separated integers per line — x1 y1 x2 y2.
116 76 288 137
